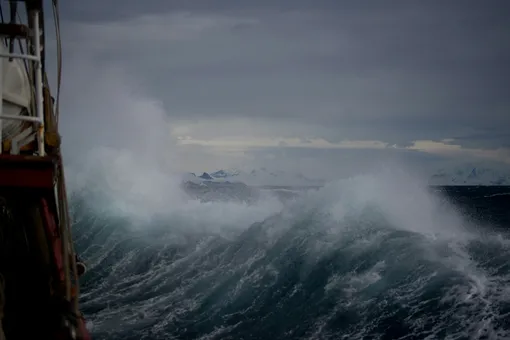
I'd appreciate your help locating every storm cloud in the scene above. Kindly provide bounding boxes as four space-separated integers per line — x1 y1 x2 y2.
55 0 510 176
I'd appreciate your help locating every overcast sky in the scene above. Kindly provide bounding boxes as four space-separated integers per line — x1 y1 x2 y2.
54 0 510 179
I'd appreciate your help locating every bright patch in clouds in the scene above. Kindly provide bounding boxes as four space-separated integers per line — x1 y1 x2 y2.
177 136 388 150
174 133 510 165
407 140 510 164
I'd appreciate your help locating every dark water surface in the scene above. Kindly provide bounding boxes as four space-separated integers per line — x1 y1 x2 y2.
73 185 510 340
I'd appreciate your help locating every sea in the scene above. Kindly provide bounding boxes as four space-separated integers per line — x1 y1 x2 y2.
70 173 510 340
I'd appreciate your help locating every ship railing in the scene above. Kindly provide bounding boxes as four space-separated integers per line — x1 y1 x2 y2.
0 9 45 156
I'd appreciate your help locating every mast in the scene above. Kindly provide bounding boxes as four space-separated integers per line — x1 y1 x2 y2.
0 1 90 339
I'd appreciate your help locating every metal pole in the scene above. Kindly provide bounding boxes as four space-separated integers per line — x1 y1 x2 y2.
33 10 45 156
0 53 39 62
0 114 42 122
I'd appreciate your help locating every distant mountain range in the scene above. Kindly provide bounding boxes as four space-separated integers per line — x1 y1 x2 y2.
428 164 510 186
177 164 510 204
186 168 324 187
182 163 510 189
181 179 261 203
181 168 312 203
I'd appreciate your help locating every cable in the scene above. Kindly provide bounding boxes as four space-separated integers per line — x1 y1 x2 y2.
0 4 8 46
52 0 62 127
51 0 81 318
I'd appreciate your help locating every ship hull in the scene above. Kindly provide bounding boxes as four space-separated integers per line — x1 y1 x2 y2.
0 155 90 339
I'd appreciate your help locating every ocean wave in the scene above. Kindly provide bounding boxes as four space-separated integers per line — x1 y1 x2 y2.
69 168 510 340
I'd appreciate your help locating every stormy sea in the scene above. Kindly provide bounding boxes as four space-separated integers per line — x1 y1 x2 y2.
70 171 510 340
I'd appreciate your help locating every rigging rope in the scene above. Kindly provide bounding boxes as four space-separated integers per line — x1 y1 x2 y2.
50 0 81 317
51 0 62 127
0 5 6 46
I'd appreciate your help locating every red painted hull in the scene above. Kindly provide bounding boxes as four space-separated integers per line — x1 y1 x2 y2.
0 154 92 339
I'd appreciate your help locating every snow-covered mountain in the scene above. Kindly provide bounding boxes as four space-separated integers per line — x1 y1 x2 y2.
181 168 324 187
184 163 510 188
179 168 320 203
181 179 260 203
209 169 241 178
429 163 510 186
204 167 324 187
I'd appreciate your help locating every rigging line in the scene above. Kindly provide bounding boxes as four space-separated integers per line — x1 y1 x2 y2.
52 0 77 313
7 0 17 60
59 164 81 314
52 0 62 127
0 4 8 46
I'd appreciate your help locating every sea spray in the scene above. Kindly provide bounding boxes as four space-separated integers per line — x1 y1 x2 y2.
68 165 510 339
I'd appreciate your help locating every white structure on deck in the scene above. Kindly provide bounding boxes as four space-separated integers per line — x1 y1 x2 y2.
0 11 45 155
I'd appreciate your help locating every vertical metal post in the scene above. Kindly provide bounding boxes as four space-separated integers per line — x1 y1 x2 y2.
33 10 45 156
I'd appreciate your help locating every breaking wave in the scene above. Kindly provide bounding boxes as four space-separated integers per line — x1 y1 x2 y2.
58 48 510 340
69 166 510 340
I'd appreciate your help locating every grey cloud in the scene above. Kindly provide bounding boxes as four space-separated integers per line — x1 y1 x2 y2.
58 0 510 151
243 146 449 179
451 130 510 149
59 0 387 22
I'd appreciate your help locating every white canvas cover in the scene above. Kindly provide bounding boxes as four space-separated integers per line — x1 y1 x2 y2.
0 42 33 141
